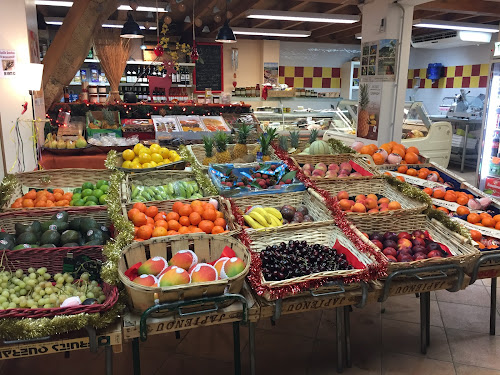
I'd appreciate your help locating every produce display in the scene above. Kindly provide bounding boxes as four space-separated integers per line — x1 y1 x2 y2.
88 135 137 147
367 230 451 262
177 116 205 132
43 134 88 149
260 240 353 281
201 117 230 132
335 191 402 213
88 110 119 130
127 200 229 240
388 165 445 184
302 162 368 179
352 141 421 165
121 143 181 169
130 180 203 203
70 180 109 206
0 211 110 250
242 204 314 229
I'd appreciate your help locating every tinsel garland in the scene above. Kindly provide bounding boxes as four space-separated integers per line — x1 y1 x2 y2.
0 174 18 209
179 145 218 196
327 138 357 155
427 207 472 240
382 174 432 206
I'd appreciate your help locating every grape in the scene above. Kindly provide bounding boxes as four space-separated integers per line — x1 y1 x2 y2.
43 274 51 280
29 273 37 280
19 300 27 308
19 289 27 296
15 269 23 278
91 281 98 287
27 279 36 287
27 299 35 308
28 267 35 274
13 286 20 292
81 273 90 281
86 292 95 299
12 297 20 304
34 286 41 293
18 281 26 289
1 290 9 298
49 295 57 304
45 287 53 294
1 302 8 309
39 290 45 297
37 267 47 275
54 273 62 280
7 302 16 309
0 296 7 304
66 276 74 284
43 304 52 309
98 295 106 303
33 294 40 301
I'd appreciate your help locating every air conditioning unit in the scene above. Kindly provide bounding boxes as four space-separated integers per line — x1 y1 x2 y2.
411 30 492 49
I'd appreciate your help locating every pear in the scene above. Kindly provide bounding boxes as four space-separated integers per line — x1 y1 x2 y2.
66 140 76 149
56 139 66 149
50 139 58 148
75 136 87 148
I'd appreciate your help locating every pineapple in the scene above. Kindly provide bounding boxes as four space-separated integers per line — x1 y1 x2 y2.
259 128 278 161
214 131 232 163
308 129 319 146
202 136 217 166
232 124 251 159
289 131 300 152
278 135 288 151
357 84 370 137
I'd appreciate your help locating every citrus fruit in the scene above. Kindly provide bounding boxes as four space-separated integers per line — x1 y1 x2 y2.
139 147 151 155
132 157 140 163
166 212 180 221
149 161 158 168
122 149 135 161
85 196 98 203
99 194 108 205
160 148 170 159
100 185 109 193
150 144 161 153
133 143 144 155
96 180 107 188
122 160 132 169
141 163 152 169
130 162 142 169
93 189 104 199
152 226 168 237
72 193 82 201
85 201 97 206
133 212 148 227
151 153 163 163
133 202 147 212
145 206 159 218
138 153 152 164
189 212 202 226
199 220 214 234
172 202 184 213
74 199 85 206
82 182 94 190
137 225 153 240
179 216 190 227
82 189 93 197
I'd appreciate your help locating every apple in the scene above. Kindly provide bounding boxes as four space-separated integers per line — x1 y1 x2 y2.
303 163 313 171
312 169 326 177
303 169 312 177
412 238 426 248
427 250 443 258
372 240 384 250
398 232 412 240
383 247 397 257
383 240 397 249
328 164 340 173
315 162 327 171
398 238 413 249
326 170 338 178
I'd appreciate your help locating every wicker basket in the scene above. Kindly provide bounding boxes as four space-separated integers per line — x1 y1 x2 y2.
311 178 428 220
349 214 480 275
118 234 251 312
249 224 379 300
0 246 118 318
123 196 240 237
122 169 216 204
231 190 334 235
291 154 380 180
3 169 112 213
187 143 279 170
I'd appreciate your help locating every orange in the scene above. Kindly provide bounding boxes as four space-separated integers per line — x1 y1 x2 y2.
46 200 55 207
470 229 482 241
178 226 190 234
167 230 179 236
187 225 197 232
46 193 55 202
417 171 429 180
146 216 155 226
483 217 496 227
380 143 392 154
145 206 159 218
372 153 385 165
199 220 214 234
36 190 47 198
152 226 168 237
189 212 202 226
366 194 378 201
214 218 226 228
423 187 433 196
137 225 153 240
35 201 46 207
62 193 73 201
179 216 190 227
480 212 492 220
22 199 34 207
392 146 405 158
384 172 392 176
407 168 418 177
437 206 449 214
388 201 402 210
191 227 204 233
404 152 418 164
190 200 203 208
128 208 140 220
155 219 169 230
133 202 147 213
496 222 500 230
35 196 47 203
53 188 64 195
172 202 184 214
166 212 180 222
456 195 469 206
60 200 70 206
132 212 148 227
202 209 217 221
202 202 215 211
192 205 204 215
444 191 457 202
53 192 63 201
212 226 225 234
216 211 224 219
359 145 375 156
397 165 408 174
368 144 378 153
494 215 500 222
25 190 37 200
134 226 139 236
467 213 481 224
396 176 405 182
456 206 470 216
167 220 181 231
11 201 22 208
406 146 419 156
179 205 193 217
432 189 445 199
154 212 167 222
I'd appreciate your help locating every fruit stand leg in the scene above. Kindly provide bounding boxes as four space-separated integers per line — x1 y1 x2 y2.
491 278 497 335
132 338 141 375
426 292 431 346
420 292 428 354
344 305 351 368
336 307 345 373
105 345 113 375
249 322 256 375
233 321 241 375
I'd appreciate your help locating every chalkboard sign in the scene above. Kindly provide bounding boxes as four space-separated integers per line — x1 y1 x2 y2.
195 43 223 92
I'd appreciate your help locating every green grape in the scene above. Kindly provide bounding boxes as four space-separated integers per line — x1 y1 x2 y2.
43 273 51 280
1 302 8 309
54 273 62 280
29 273 37 280
18 281 26 289
91 281 98 287
15 269 23 278
0 282 6 288
19 289 27 296
43 304 52 308
12 297 20 304
98 295 106 303
45 287 53 294
13 286 20 292
28 267 35 274
66 276 74 284
1 290 9 298
27 279 36 287
81 273 90 281
36 267 47 275
38 298 46 305
7 302 16 309
27 299 35 308
0 296 7 304
34 286 42 293
86 292 95 299
39 290 45 296
33 294 40 301
19 300 27 308
49 294 57 304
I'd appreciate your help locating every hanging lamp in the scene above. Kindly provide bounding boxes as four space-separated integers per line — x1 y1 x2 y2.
121 11 143 38
215 0 236 43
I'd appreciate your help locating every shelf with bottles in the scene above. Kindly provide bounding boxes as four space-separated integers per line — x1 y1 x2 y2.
121 63 193 86
81 59 195 67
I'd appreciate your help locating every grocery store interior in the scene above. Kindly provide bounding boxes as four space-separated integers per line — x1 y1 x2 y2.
2 0 500 374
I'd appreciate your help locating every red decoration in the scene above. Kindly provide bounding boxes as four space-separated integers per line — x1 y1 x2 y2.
190 45 199 62
154 44 164 57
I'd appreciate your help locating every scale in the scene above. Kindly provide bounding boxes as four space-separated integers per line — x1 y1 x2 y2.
440 89 484 119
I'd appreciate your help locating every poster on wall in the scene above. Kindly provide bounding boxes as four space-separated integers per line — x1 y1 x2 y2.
264 62 278 86
356 82 381 141
360 39 397 81
28 30 40 62
0 50 16 78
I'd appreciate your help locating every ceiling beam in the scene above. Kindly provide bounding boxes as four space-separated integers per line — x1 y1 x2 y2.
416 0 500 17
183 0 219 31
311 21 361 38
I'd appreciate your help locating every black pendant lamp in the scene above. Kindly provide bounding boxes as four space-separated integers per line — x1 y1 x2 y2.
121 12 144 39
215 0 236 43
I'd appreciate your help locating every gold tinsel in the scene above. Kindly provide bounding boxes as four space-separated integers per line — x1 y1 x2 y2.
427 207 472 241
179 146 218 196
383 174 432 205
327 139 356 155
0 174 19 209
105 150 118 170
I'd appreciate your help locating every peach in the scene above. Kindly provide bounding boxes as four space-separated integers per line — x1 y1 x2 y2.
368 208 379 213
315 163 327 171
303 163 313 171
352 203 367 213
339 199 353 210
367 194 378 201
312 169 326 177
365 198 378 210
380 207 390 212
303 169 311 177
388 201 402 210
337 191 349 200
328 164 340 172
339 162 352 173
355 194 366 202
378 197 390 205
325 170 338 178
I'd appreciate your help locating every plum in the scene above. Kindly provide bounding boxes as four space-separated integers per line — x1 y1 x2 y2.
296 206 309 216
398 232 412 240
280 205 296 221
383 247 397 257
414 252 427 260
383 240 397 249
293 212 304 223
369 232 383 242
384 232 398 242
412 238 426 248
427 250 442 258
372 240 384 250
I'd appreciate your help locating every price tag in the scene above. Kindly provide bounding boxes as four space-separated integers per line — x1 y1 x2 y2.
387 171 445 189
452 217 500 240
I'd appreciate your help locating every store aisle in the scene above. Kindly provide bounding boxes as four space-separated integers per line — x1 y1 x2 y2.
1 279 500 375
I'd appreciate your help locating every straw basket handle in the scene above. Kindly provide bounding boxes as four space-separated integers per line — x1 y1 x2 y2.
362 154 376 166
290 157 301 169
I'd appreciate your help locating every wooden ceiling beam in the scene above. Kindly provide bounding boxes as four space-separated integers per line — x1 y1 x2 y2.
183 0 219 31
416 0 500 17
311 21 360 38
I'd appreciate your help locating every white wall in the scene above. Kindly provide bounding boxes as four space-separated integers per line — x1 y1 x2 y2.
406 42 494 115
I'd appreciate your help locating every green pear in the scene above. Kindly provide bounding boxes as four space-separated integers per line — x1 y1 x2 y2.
75 137 87 148
56 139 66 149
66 140 76 149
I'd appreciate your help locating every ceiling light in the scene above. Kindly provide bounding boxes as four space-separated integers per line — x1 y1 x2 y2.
216 21 237 43
121 12 144 38
232 27 311 38
413 19 499 33
43 17 156 29
117 5 168 12
36 0 171 12
458 30 492 43
184 16 191 23
35 0 73 6
246 9 359 24
202 26 210 33
355 33 361 40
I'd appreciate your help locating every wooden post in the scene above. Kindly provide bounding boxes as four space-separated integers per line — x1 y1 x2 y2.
42 0 118 110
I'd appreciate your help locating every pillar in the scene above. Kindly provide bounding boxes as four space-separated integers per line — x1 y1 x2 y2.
357 0 415 145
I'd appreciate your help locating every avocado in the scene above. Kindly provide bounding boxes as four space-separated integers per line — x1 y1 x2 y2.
0 238 14 250
41 220 55 232
85 228 104 245
80 218 98 233
60 230 80 245
48 221 69 233
16 232 39 245
62 242 79 247
40 244 56 248
12 244 32 250
40 230 61 246
15 223 31 236
78 237 85 246
51 211 69 222
30 221 42 233
85 240 102 246
0 232 15 243
69 218 82 231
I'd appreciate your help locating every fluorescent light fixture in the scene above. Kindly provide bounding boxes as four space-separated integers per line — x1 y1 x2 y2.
102 24 123 28
35 0 72 6
246 9 359 24
117 5 168 12
46 20 63 25
37 0 170 12
458 30 492 43
413 19 499 33
355 33 361 40
232 27 311 38
45 17 156 30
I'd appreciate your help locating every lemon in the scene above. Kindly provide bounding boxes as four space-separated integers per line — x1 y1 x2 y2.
150 143 161 153
133 143 144 155
172 155 181 162
142 162 152 169
151 153 163 163
139 147 151 155
160 148 171 159
138 153 152 164
121 160 132 169
132 157 140 163
130 161 142 169
122 149 135 161
163 158 171 164
149 161 158 167
157 161 165 166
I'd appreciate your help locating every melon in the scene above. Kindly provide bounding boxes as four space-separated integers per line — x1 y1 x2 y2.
309 140 331 155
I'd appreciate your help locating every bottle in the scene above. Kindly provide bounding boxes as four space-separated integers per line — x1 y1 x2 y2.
255 84 260 97
63 86 70 103
493 131 500 157
126 66 132 83
180 67 186 85
137 66 142 83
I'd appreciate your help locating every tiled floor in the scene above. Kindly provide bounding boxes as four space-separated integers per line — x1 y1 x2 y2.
1 166 497 375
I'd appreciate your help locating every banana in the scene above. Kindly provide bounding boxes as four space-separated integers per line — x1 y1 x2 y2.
248 211 270 227
243 215 264 229
268 214 282 227
252 207 273 225
264 207 283 220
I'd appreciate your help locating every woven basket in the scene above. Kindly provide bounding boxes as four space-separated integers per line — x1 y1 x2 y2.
3 168 112 213
122 170 216 203
118 234 251 312
123 196 240 237
312 178 428 220
249 224 379 301
187 143 279 170
231 190 334 235
349 214 480 275
0 246 119 318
